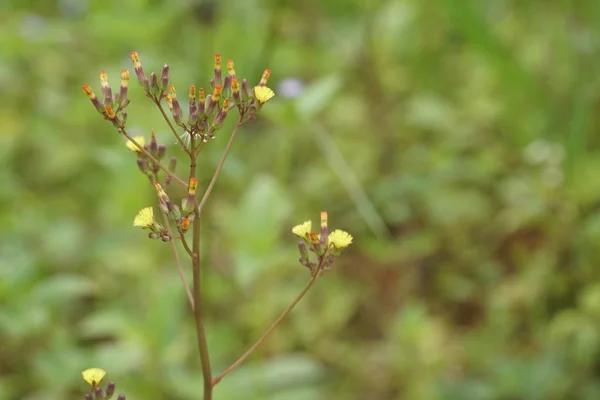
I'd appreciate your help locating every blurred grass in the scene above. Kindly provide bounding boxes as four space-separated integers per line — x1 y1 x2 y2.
2 0 600 399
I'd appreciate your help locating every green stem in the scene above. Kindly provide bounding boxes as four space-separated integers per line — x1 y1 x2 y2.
212 261 324 386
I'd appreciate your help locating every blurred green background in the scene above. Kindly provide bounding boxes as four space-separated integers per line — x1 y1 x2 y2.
3 0 600 399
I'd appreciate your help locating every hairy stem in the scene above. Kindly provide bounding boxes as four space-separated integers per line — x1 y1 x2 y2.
212 261 325 386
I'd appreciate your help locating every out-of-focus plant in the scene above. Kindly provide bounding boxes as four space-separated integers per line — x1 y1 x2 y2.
80 52 353 399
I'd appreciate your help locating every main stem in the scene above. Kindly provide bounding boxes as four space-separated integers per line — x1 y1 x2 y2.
192 213 212 399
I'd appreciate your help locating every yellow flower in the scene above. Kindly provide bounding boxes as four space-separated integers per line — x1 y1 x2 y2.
133 207 154 228
126 136 145 152
254 86 275 103
328 230 353 249
292 220 312 239
81 368 106 387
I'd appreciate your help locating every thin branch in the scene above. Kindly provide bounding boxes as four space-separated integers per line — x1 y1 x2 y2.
212 261 325 386
154 99 191 156
120 128 188 187
179 233 194 258
160 212 194 310
196 118 243 215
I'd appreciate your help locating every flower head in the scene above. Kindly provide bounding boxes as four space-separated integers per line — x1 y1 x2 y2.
126 136 145 152
254 86 275 104
328 230 353 249
81 368 106 387
133 207 154 228
292 220 312 239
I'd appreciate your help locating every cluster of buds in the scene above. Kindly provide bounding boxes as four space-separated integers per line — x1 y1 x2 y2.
81 368 126 400
82 69 130 128
292 212 353 275
151 178 196 234
126 132 176 186
131 52 275 147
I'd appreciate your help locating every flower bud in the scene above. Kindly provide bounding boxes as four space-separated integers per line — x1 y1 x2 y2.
241 78 251 102
150 131 158 157
169 156 177 172
136 158 148 173
212 98 230 130
117 395 126 400
160 64 170 92
259 69 271 86
131 51 149 90
157 144 166 160
105 382 116 399
81 84 105 114
94 386 104 400
100 71 113 108
319 211 328 248
214 53 222 87
150 72 159 95
116 69 129 107
231 78 241 107
84 394 93 400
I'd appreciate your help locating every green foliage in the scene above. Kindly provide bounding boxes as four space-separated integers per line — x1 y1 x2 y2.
2 0 600 399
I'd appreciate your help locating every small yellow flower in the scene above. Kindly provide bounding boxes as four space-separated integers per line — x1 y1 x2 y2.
81 368 106 387
133 207 154 228
328 230 353 249
254 86 275 103
126 136 145 152
292 220 312 239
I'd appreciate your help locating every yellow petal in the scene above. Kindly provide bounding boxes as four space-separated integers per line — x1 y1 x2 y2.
133 207 154 228
81 368 106 387
328 230 353 249
254 86 275 103
126 136 146 152
292 220 312 238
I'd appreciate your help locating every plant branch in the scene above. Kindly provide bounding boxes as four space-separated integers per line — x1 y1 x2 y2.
196 118 243 215
120 128 188 187
160 212 194 310
212 261 325 386
179 234 194 258
154 99 191 156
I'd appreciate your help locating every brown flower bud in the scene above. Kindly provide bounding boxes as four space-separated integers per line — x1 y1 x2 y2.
131 51 149 90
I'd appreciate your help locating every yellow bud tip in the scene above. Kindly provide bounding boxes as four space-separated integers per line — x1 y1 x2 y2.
292 220 312 239
81 368 106 387
133 207 154 228
121 69 130 82
181 218 190 231
213 85 223 100
82 84 95 98
131 51 141 68
126 136 145 152
169 84 176 98
189 178 198 194
254 86 275 104
222 98 230 109
231 78 239 92
320 211 328 228
260 69 271 85
214 53 221 68
154 182 167 197
328 230 353 249
104 106 116 119
199 88 206 102
227 60 235 76
100 71 108 87
189 85 196 99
